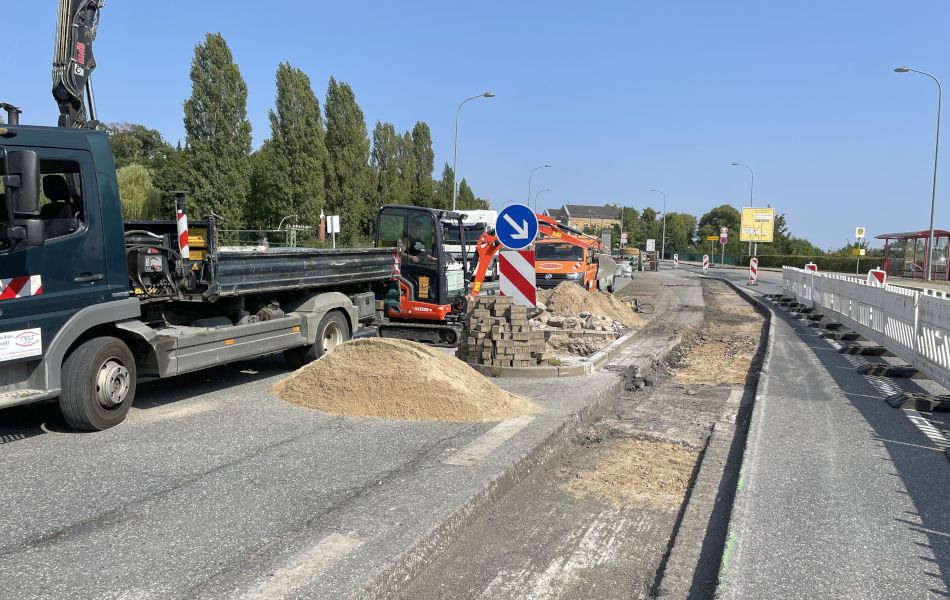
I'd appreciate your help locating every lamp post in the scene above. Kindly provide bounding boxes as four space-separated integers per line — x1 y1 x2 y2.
528 164 551 210
895 67 942 282
731 162 755 256
649 189 667 260
533 188 551 213
452 92 495 211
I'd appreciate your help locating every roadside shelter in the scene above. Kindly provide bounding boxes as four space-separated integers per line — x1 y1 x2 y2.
876 229 950 280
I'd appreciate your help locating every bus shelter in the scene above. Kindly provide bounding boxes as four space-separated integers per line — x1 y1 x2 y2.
876 229 950 280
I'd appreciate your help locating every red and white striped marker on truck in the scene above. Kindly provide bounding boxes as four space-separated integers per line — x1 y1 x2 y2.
0 275 42 301
499 250 536 307
673 253 679 269
175 194 190 261
703 254 709 274
748 257 758 286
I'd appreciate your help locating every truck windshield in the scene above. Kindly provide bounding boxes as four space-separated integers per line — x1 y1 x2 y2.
443 223 485 245
536 243 584 260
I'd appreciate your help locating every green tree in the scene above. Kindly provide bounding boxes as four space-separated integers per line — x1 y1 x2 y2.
151 145 190 216
698 204 743 253
371 121 410 205
664 212 698 252
324 77 372 242
117 164 162 220
410 122 435 207
260 62 329 230
432 163 454 210
105 123 174 169
456 178 489 210
183 33 253 228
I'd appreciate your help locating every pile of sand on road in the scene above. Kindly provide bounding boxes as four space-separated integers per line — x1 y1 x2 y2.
273 338 536 422
537 282 643 328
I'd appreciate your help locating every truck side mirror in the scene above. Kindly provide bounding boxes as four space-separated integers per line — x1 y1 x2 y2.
6 150 41 215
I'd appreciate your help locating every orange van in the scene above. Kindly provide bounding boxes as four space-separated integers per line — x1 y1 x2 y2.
535 239 601 290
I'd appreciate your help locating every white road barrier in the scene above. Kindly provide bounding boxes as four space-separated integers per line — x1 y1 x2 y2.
782 266 950 391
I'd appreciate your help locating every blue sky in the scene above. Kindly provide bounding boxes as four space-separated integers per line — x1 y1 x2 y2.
5 1 949 249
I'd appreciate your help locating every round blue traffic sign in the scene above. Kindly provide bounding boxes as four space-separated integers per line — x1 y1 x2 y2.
496 204 539 250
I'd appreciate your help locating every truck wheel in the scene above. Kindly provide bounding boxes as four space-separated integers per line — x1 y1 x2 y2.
284 311 351 369
59 337 137 431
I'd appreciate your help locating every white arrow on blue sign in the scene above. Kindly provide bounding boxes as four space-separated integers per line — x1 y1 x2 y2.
496 204 539 250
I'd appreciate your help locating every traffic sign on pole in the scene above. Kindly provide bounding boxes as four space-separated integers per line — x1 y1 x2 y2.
496 204 539 250
703 254 709 274
499 250 536 307
748 257 758 286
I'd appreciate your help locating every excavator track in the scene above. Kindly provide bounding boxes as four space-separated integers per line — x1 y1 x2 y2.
376 322 462 348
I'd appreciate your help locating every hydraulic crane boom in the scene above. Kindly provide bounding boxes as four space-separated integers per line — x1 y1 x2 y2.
52 0 105 128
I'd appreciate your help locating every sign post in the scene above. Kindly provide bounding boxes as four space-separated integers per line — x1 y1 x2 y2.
855 226 866 274
703 254 709 274
496 204 539 250
327 215 341 249
496 204 540 307
673 253 679 269
646 238 656 252
720 226 728 266
740 207 775 257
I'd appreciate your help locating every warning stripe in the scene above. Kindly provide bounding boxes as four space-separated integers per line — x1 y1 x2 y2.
500 250 536 306
0 275 43 301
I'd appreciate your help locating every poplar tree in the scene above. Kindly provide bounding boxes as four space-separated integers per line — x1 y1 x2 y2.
324 77 372 242
266 63 328 229
371 121 405 205
410 122 434 206
183 33 252 228
432 162 455 210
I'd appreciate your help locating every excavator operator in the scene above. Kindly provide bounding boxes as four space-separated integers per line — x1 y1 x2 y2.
401 216 437 265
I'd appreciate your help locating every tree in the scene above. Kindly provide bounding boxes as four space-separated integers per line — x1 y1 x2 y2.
455 178 489 210
260 62 329 230
664 212 698 252
151 145 190 217
105 123 174 169
410 122 434 207
698 204 742 253
371 121 409 206
246 141 286 229
116 164 162 220
183 33 253 228
324 77 372 242
432 163 454 210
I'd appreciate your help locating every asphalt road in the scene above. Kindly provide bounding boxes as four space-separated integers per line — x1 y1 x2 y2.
666 263 950 598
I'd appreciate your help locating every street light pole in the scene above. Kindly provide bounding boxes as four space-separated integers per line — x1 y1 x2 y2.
528 165 551 210
895 67 942 282
533 188 551 213
452 92 495 211
731 162 755 256
649 189 667 260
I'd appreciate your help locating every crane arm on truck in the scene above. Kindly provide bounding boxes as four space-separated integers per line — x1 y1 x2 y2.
52 0 105 128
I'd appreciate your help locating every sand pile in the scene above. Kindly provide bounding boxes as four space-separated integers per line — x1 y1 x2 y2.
537 282 643 328
272 338 536 421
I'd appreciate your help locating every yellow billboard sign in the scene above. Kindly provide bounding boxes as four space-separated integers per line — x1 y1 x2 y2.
740 207 775 243
706 235 719 241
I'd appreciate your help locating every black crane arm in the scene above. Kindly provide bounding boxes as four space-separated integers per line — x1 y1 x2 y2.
52 0 105 128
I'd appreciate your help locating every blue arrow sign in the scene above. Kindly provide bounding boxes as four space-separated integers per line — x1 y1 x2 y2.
496 204 539 250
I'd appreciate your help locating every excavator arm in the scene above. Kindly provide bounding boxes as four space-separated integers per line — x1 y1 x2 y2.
52 0 105 128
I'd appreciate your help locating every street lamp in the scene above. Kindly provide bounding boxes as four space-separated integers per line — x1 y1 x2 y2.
533 188 551 213
452 92 495 211
528 164 551 210
731 162 755 256
649 189 667 260
895 66 942 282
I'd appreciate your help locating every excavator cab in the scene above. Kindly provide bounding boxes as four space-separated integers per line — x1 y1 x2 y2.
374 205 468 345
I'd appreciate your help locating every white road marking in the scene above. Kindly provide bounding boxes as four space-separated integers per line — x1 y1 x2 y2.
242 533 362 600
443 416 536 466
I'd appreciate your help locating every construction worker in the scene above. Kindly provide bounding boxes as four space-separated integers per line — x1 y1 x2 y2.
401 216 437 265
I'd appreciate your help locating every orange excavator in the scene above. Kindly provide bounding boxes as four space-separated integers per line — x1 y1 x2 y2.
373 205 596 346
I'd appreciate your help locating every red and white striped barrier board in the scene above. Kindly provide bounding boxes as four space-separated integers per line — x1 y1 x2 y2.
0 275 43 301
804 262 818 272
703 254 709 274
748 257 758 286
867 268 886 287
499 250 536 307
176 208 190 260
673 253 679 269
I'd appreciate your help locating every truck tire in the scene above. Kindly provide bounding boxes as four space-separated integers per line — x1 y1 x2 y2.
284 311 351 369
59 336 137 431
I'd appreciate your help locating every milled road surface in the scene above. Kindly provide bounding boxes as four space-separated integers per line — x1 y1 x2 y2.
403 276 764 599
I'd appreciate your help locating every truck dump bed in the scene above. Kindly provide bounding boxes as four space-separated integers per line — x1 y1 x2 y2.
124 220 395 299
208 246 395 297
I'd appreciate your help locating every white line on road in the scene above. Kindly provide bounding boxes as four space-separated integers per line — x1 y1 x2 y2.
443 416 536 466
241 533 362 600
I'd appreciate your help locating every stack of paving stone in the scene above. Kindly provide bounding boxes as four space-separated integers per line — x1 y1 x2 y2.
458 296 547 367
